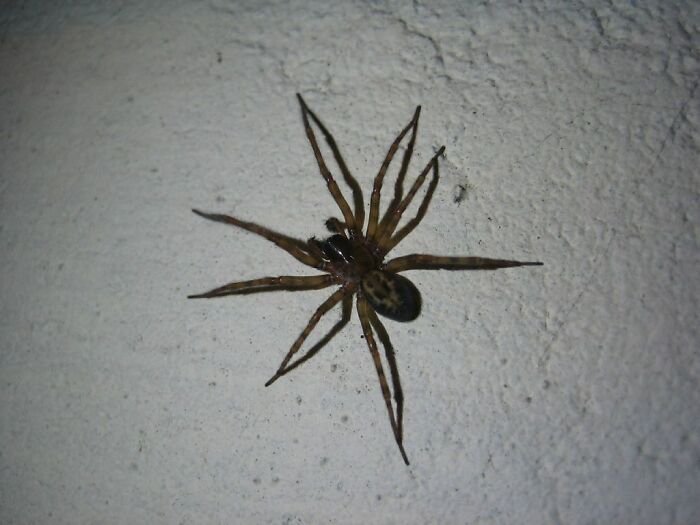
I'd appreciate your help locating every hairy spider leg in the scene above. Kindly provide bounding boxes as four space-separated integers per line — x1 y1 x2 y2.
367 306 405 445
297 94 366 233
357 295 410 465
374 146 445 253
191 209 323 269
296 94 358 236
385 255 544 273
376 108 422 237
265 287 348 387
188 274 334 299
266 294 353 380
380 146 441 256
366 106 421 242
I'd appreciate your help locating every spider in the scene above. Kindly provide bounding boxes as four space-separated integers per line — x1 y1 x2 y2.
189 94 542 465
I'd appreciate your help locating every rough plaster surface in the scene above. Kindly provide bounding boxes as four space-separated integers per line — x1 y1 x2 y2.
1 1 699 524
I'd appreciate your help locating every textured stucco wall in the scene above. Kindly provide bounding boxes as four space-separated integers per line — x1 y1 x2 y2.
1 1 698 523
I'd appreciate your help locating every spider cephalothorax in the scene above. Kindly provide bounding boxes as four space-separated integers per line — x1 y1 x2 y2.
189 94 542 465
311 234 421 322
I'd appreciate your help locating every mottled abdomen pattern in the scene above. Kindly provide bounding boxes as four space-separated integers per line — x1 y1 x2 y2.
361 270 421 322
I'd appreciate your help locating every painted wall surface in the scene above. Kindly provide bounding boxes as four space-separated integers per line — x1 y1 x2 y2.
1 1 698 523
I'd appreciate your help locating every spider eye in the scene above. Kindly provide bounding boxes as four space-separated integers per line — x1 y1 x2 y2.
361 270 421 322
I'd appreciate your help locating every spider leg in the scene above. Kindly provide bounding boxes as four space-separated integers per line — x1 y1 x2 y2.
357 295 410 465
191 209 323 269
366 106 421 242
374 146 445 251
378 145 440 256
265 287 348 387
298 95 366 233
296 94 358 236
188 274 334 299
367 306 404 445
385 254 543 273
376 108 421 238
268 293 353 379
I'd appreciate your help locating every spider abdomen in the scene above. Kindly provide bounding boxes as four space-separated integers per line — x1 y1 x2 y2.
361 270 421 322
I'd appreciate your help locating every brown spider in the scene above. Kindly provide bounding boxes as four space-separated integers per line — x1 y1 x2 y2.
189 94 542 465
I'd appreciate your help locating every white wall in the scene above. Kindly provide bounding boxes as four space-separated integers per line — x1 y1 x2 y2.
1 1 698 523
